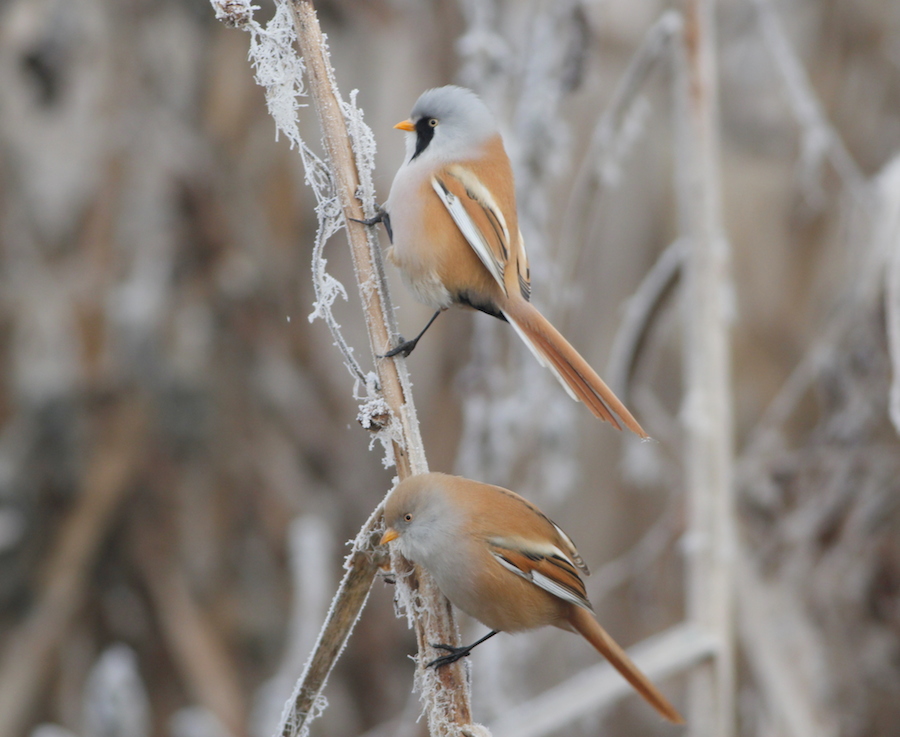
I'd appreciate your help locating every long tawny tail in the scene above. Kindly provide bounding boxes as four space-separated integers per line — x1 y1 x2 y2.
568 607 684 724
502 299 648 437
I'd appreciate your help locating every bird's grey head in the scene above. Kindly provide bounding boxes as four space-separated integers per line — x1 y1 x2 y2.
401 86 498 164
381 474 459 565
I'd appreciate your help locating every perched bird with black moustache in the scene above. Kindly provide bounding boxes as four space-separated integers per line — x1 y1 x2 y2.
365 85 645 436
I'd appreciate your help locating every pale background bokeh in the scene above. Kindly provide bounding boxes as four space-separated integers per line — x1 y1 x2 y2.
0 0 899 736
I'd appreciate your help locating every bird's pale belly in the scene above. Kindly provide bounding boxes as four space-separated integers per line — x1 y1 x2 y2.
387 244 454 310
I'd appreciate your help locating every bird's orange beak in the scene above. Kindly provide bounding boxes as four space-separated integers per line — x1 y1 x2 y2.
380 528 400 545
393 119 415 132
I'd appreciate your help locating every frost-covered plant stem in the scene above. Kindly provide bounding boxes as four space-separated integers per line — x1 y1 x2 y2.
275 2 473 736
674 2 736 736
287 1 424 470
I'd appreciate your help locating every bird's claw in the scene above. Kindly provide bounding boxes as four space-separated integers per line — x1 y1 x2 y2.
349 207 393 241
426 643 472 669
350 213 383 227
378 337 418 359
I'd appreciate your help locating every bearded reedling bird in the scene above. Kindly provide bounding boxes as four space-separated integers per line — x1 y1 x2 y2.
380 473 684 724
361 85 646 437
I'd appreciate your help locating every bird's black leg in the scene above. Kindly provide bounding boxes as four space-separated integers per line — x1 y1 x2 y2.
426 630 500 669
350 207 393 242
380 309 442 358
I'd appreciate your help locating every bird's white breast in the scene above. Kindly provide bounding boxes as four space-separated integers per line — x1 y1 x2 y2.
384 156 453 310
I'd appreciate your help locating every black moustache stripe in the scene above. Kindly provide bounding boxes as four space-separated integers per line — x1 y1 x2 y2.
411 118 435 161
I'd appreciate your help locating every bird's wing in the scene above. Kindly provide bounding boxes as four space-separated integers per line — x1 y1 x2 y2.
486 536 592 611
548 521 590 576
432 165 530 301
484 484 590 576
514 227 531 301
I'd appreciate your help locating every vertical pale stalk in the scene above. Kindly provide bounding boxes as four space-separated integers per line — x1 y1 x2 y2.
674 1 736 736
288 0 426 477
280 2 473 735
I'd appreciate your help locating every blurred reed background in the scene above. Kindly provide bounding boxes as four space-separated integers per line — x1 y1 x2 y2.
0 0 899 736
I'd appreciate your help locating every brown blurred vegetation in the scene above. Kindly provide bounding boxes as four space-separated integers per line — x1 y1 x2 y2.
0 1 899 736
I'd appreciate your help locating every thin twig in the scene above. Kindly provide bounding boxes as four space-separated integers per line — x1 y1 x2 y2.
254 516 336 737
749 0 866 199
605 238 686 398
557 10 683 289
278 512 386 736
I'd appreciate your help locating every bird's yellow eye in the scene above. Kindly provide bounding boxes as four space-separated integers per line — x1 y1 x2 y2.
428 118 438 127
404 513 413 522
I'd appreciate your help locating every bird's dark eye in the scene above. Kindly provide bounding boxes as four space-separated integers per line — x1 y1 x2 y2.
404 513 413 522
428 118 438 127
